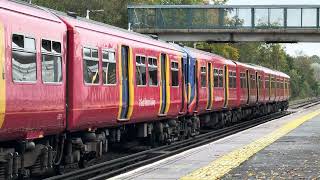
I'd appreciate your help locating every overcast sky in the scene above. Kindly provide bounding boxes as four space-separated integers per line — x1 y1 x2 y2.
227 0 320 57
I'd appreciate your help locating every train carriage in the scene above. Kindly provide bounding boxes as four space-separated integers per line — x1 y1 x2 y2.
57 14 188 131
0 0 67 141
0 1 291 179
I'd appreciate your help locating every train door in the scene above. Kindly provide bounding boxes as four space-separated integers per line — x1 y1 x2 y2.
180 57 186 113
119 45 130 120
223 65 228 107
246 70 250 104
207 63 212 110
159 53 167 115
195 61 199 110
256 72 259 102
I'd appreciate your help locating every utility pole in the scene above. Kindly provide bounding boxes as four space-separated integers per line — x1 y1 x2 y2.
86 9 104 20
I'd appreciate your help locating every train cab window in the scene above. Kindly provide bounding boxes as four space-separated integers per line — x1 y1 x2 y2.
136 56 147 86
12 34 37 82
218 69 224 87
148 57 158 86
102 50 116 85
214 68 219 87
201 66 207 88
83 47 99 84
41 39 62 83
171 61 179 87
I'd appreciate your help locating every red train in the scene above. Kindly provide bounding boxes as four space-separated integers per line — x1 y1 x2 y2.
0 1 290 179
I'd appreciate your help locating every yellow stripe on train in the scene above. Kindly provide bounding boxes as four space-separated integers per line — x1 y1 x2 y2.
0 22 6 128
117 45 123 119
164 54 170 114
127 47 134 119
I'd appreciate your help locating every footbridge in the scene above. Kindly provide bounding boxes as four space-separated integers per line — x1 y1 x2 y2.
128 5 320 42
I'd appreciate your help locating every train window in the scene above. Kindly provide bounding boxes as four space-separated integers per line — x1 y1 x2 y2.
136 56 147 86
12 34 37 82
171 61 179 87
233 72 236 88
214 68 219 87
218 69 223 87
265 77 270 88
148 57 158 86
83 47 99 84
250 74 256 89
201 66 207 88
228 71 233 88
258 76 263 89
102 50 116 85
240 72 246 88
42 39 51 52
41 40 62 83
12 34 24 48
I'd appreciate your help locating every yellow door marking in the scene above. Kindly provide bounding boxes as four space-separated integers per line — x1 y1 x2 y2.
0 22 6 128
117 45 123 119
127 47 134 119
181 110 320 180
164 54 170 114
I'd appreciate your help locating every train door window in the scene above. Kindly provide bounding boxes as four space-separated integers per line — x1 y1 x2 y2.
171 61 179 87
228 71 233 88
200 66 207 88
41 39 63 83
218 69 224 87
148 57 158 86
250 74 256 89
271 77 275 89
12 34 37 82
258 76 262 89
102 50 116 85
214 68 219 87
136 55 147 86
233 71 237 88
240 73 244 88
83 47 99 84
265 76 269 88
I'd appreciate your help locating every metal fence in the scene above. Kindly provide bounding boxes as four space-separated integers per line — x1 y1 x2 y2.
128 5 320 30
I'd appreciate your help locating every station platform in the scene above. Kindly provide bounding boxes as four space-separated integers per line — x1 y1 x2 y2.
110 105 320 180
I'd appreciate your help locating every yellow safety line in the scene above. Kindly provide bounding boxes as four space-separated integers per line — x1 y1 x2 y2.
181 110 320 180
0 22 6 128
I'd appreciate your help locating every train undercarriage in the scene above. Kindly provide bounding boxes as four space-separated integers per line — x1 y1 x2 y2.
0 101 288 179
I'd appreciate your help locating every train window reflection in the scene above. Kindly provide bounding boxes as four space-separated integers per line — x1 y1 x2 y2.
148 57 158 86
83 47 99 84
103 50 116 85
136 56 147 86
12 34 37 82
12 51 37 82
171 61 179 87
201 66 206 88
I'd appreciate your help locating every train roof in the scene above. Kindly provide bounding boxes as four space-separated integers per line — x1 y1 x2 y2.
50 10 183 53
4 0 64 24
184 46 229 64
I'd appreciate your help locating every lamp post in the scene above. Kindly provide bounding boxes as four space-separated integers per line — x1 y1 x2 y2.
86 9 104 20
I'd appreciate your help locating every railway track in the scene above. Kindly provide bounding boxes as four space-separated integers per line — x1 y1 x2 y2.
44 98 318 180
